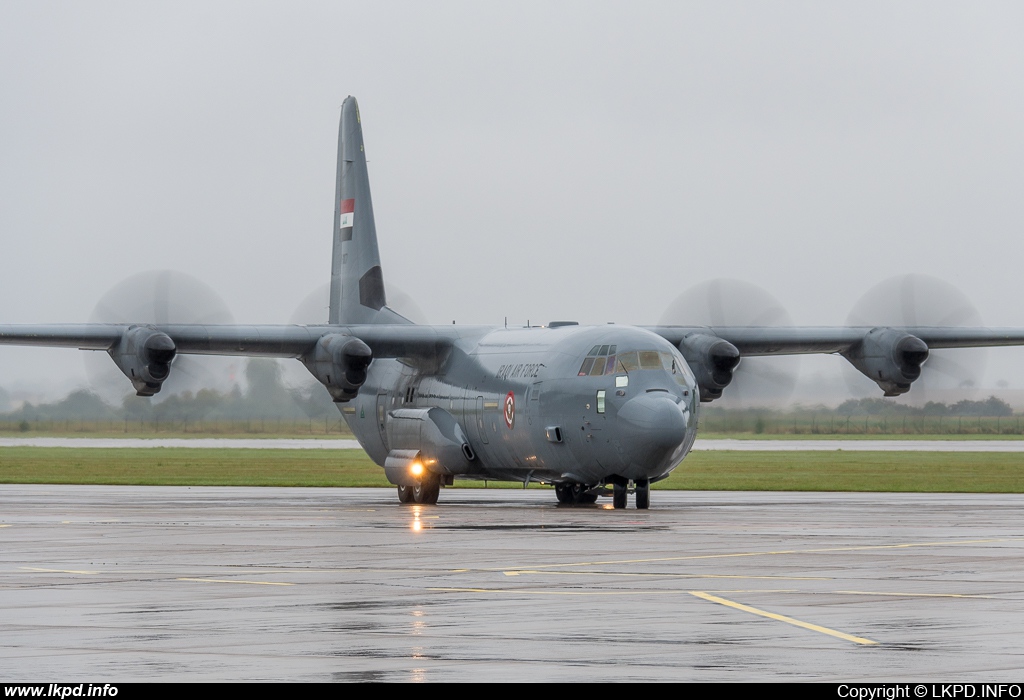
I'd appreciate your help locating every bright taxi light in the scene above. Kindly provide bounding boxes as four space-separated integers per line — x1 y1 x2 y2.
410 461 424 477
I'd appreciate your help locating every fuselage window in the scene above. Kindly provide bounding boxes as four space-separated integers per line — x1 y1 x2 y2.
578 357 595 376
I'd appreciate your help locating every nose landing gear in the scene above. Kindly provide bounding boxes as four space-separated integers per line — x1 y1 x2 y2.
554 482 599 505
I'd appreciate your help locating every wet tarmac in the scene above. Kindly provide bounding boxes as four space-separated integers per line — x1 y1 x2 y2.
2 486 1023 681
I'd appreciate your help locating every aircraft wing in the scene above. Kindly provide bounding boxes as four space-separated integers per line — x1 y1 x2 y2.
0 323 468 358
648 325 1024 399
0 322 473 398
6 321 1024 401
649 326 1024 356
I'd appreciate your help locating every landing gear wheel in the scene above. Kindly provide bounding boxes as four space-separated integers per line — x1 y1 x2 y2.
413 475 440 505
555 483 574 504
571 483 598 505
612 482 627 509
397 483 414 504
635 479 650 510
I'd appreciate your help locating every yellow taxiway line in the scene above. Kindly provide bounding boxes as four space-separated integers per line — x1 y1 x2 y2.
427 584 879 644
688 591 879 645
834 590 993 599
177 577 294 586
502 570 828 580
493 537 1024 572
19 566 98 575
428 587 645 596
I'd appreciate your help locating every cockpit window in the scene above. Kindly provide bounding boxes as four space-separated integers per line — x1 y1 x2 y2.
577 344 618 376
578 345 694 387
617 351 639 372
663 350 696 386
638 351 661 370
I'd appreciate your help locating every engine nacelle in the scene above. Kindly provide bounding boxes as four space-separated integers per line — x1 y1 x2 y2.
108 326 177 397
302 334 373 402
677 333 741 402
382 407 475 486
842 328 929 396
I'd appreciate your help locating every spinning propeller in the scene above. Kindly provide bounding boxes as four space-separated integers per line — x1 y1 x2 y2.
844 273 987 401
659 278 800 406
85 270 237 404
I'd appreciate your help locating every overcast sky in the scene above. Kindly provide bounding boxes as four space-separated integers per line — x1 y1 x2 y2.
2 2 1023 405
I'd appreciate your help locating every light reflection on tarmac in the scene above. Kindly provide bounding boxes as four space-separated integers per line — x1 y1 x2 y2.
2 486 1024 681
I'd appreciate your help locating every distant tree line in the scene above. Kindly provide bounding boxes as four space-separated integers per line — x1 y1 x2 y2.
699 396 1019 435
832 396 1014 417
0 359 339 423
698 396 1015 419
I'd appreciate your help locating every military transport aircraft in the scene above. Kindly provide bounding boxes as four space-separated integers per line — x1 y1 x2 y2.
3 96 1024 509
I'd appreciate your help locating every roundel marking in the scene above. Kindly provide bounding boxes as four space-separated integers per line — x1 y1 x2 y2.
504 391 516 429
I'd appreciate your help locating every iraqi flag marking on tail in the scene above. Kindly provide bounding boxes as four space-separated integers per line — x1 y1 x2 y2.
339 199 355 229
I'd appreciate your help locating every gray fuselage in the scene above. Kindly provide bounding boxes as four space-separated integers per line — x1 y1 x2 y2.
343 323 700 486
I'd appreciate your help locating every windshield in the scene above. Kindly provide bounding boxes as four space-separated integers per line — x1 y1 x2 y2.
577 346 693 386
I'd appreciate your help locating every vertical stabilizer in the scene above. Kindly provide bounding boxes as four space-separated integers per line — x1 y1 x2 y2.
329 97 399 325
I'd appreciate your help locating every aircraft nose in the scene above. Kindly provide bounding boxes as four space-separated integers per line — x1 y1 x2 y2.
617 393 688 450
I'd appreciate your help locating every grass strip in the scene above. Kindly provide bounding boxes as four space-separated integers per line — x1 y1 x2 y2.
697 432 1024 441
658 450 1024 492
0 448 387 487
1 447 1023 492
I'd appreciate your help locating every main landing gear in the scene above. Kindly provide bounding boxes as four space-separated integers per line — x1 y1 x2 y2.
554 480 649 508
611 478 650 510
612 481 627 509
398 474 440 505
635 479 650 510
